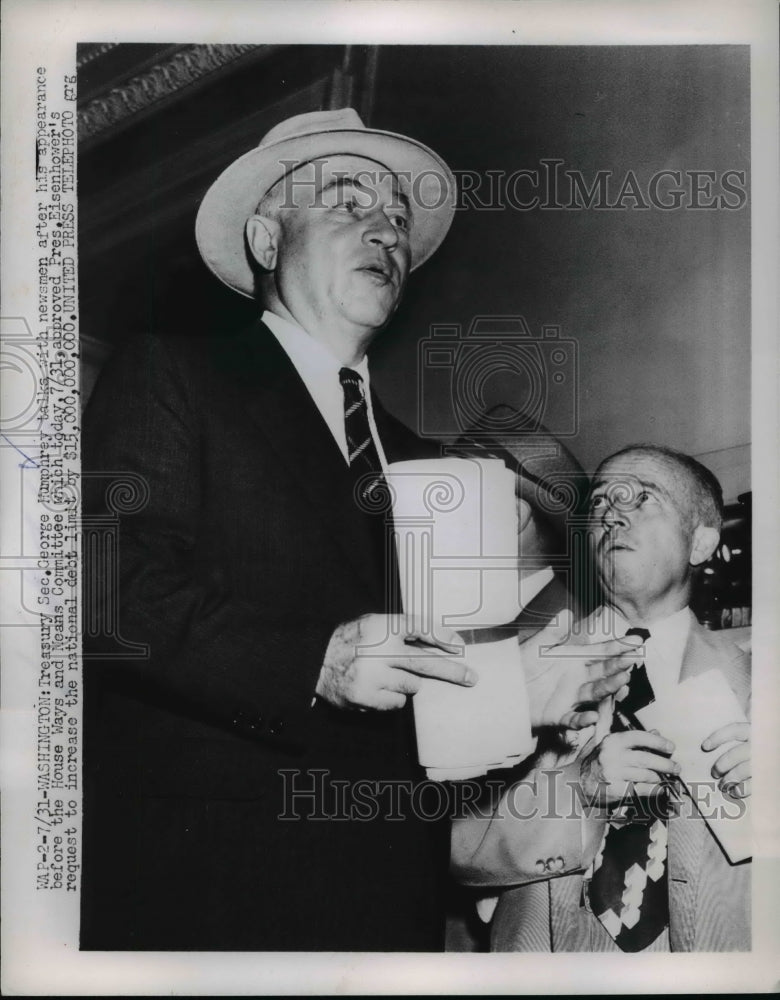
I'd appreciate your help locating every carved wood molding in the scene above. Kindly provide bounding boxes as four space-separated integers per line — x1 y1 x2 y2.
78 44 259 143
76 43 120 69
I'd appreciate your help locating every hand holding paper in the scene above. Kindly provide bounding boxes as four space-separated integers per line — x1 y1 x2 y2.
579 728 681 804
317 613 474 712
636 670 751 862
702 721 751 799
411 618 642 781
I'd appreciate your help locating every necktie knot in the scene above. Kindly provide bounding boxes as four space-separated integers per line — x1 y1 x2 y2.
619 627 654 717
339 366 364 393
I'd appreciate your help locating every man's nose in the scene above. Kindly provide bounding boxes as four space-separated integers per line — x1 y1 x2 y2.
362 210 399 249
601 501 627 529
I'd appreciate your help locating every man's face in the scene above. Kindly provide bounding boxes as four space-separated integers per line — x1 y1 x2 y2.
270 155 412 341
588 451 701 610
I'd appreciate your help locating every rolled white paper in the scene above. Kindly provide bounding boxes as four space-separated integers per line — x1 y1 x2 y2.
386 457 520 633
412 636 535 781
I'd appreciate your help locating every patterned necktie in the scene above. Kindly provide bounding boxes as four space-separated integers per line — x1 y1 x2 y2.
587 627 670 951
339 367 401 612
339 367 384 501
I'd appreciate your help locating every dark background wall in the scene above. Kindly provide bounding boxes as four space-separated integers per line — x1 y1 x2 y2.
78 43 750 497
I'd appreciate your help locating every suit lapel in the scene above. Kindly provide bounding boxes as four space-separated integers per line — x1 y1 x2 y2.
679 622 751 710
215 321 392 598
370 390 440 464
678 622 719 684
670 620 714 951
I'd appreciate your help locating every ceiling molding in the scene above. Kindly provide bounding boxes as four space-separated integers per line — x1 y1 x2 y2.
78 77 332 265
76 43 121 70
78 44 259 144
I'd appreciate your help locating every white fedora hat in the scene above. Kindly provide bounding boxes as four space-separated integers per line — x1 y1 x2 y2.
195 107 457 298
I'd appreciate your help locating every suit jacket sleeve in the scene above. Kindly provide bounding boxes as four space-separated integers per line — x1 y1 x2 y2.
450 757 607 887
83 332 339 750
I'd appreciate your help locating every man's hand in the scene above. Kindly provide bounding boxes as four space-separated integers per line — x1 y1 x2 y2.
702 721 751 799
520 611 640 730
580 730 680 804
316 614 475 711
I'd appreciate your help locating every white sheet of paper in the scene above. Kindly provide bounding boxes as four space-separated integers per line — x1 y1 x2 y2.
636 669 751 863
412 636 535 780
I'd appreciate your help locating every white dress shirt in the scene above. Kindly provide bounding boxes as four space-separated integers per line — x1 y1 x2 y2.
586 604 693 701
262 310 389 468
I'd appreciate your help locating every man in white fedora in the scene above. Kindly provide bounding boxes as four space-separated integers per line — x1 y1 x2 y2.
81 108 635 951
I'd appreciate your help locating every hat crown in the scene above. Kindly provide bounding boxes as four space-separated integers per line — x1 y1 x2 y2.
259 107 366 150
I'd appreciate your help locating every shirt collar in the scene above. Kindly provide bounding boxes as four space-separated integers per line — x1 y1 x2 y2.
590 604 693 696
261 309 378 466
590 603 692 640
261 310 371 383
640 604 693 650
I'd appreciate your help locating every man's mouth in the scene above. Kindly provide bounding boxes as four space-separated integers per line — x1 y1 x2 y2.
357 260 393 283
600 538 633 555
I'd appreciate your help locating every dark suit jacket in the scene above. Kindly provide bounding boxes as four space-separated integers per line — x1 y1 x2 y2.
80 321 445 951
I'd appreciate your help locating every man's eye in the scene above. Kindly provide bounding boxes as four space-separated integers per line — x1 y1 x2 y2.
589 495 606 511
338 197 359 213
636 490 650 505
389 213 409 232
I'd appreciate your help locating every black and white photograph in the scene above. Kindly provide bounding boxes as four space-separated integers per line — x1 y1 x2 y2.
1 1 778 994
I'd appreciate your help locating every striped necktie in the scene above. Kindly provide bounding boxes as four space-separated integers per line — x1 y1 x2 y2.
339 366 401 611
586 627 671 951
339 367 384 500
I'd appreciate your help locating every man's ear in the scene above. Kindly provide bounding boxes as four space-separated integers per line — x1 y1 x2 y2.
246 215 281 271
516 497 533 535
689 524 720 566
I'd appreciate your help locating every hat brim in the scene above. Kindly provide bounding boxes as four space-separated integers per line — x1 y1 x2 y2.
453 404 590 535
195 126 456 298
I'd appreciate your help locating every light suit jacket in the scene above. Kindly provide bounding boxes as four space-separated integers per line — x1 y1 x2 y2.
451 617 751 952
